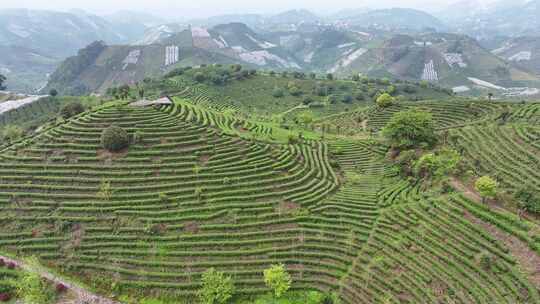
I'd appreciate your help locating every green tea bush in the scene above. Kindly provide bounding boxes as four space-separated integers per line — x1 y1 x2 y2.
101 125 129 152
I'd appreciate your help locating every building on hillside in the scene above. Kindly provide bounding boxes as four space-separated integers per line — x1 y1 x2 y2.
130 96 173 107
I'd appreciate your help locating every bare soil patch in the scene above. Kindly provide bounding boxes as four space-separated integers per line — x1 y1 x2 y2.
183 221 199 234
97 149 128 161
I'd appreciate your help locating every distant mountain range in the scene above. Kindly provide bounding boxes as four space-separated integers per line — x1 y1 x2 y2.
44 21 540 96
3 5 540 95
438 0 540 39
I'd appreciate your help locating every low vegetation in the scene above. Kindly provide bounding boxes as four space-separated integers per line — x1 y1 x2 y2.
0 66 539 304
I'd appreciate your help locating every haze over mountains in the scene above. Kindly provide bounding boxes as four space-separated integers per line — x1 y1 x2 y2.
1 0 540 96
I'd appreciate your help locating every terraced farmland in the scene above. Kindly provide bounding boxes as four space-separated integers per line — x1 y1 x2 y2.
0 86 539 303
365 100 502 131
0 102 344 299
449 124 540 192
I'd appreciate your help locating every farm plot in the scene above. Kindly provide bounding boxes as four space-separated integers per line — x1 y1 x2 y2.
449 124 540 192
0 103 347 300
365 100 501 131
339 195 539 303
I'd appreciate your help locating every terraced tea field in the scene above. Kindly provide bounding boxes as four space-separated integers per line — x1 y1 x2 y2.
450 124 540 192
0 83 540 303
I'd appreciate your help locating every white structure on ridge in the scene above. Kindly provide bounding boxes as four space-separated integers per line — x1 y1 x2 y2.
421 60 438 82
165 45 179 66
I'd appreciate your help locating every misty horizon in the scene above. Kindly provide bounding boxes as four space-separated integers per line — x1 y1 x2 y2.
0 0 502 19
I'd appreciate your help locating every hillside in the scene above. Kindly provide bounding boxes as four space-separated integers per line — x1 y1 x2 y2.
2 64 540 303
491 36 540 77
441 0 540 38
44 21 540 96
329 32 540 94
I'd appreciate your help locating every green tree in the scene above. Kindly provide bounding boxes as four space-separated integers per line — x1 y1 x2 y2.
515 187 540 213
413 149 460 179
49 89 58 97
118 85 130 100
382 110 437 149
194 72 206 83
60 102 85 119
376 93 395 108
0 74 6 90
263 264 292 298
475 176 497 203
326 73 334 80
198 268 234 304
288 85 302 96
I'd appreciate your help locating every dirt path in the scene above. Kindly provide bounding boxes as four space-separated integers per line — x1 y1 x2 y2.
0 255 119 304
361 119 368 132
463 211 540 290
279 104 308 116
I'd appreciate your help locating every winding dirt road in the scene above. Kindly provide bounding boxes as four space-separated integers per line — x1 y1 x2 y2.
0 255 119 304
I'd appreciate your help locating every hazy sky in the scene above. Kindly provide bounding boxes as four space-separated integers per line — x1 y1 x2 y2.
0 0 494 18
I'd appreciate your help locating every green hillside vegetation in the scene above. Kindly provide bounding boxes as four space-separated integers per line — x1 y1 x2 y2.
0 66 539 304
141 65 452 126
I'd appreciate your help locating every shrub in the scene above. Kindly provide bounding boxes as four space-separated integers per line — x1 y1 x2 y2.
60 102 85 119
515 187 540 213
272 87 285 98
1 125 23 142
0 259 4 267
194 72 206 83
477 251 493 270
6 262 15 270
263 264 292 298
327 95 338 104
198 268 235 304
287 134 299 144
376 93 395 108
315 85 328 97
302 96 314 105
341 94 353 103
288 86 302 96
13 272 54 304
158 192 170 203
101 125 129 152
49 89 58 97
326 73 334 80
